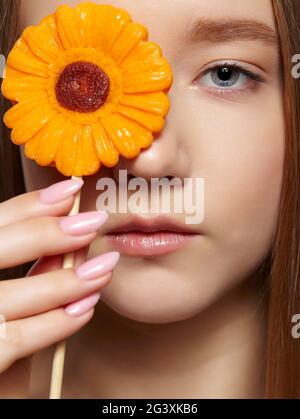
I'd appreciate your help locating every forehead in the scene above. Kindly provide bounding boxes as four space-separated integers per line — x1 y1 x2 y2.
21 0 276 55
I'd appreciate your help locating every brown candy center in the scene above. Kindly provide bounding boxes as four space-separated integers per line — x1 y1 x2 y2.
55 61 110 113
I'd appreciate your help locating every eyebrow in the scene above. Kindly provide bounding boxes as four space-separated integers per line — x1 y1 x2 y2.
183 18 278 46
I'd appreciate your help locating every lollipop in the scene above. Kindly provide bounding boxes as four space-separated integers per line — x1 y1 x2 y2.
2 2 172 177
1 2 173 398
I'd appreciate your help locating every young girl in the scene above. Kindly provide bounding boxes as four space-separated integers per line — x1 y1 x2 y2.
0 0 299 398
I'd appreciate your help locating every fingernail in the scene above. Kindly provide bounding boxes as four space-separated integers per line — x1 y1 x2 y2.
59 211 109 236
39 179 84 204
65 292 101 317
76 252 120 280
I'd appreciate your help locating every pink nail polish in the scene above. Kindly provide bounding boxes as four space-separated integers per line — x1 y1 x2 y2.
39 179 84 204
76 252 120 280
65 292 101 317
59 211 109 236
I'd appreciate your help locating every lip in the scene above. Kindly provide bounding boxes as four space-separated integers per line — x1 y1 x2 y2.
105 216 202 257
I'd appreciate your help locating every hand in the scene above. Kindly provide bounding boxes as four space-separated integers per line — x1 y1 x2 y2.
0 179 120 388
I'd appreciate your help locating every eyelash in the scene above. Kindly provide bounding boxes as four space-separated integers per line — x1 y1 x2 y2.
195 62 266 98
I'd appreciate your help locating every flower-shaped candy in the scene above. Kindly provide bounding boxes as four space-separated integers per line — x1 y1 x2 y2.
2 2 173 177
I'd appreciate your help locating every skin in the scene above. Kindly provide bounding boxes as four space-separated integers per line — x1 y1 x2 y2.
0 0 284 398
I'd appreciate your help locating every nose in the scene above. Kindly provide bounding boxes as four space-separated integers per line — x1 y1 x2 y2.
112 92 190 181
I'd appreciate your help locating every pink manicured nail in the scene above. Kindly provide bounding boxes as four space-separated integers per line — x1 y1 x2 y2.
65 292 101 317
39 179 84 204
59 211 109 236
76 252 120 280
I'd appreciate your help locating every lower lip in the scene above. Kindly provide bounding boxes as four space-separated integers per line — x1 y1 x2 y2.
105 231 198 256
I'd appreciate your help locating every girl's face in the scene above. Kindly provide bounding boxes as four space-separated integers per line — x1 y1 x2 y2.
21 0 284 323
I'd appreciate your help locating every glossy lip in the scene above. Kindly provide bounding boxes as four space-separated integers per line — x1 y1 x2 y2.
104 215 202 257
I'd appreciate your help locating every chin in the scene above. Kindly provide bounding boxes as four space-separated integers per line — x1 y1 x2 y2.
101 293 202 324
89 230 270 324
99 263 216 324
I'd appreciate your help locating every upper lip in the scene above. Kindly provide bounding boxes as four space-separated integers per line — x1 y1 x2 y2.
104 215 201 235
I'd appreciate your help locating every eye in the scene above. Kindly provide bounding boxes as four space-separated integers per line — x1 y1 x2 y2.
195 62 265 95
207 66 245 88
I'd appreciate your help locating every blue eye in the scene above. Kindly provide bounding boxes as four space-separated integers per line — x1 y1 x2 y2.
211 66 241 87
197 63 264 92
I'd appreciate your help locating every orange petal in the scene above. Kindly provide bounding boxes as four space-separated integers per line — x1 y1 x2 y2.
10 103 57 144
22 24 62 63
3 94 48 128
101 113 154 157
1 66 46 102
119 92 170 116
122 59 173 93
73 125 101 177
40 14 64 50
55 124 100 177
55 5 84 49
100 7 132 54
34 114 67 166
7 38 49 77
111 116 153 150
55 122 78 177
120 41 162 70
76 3 114 48
24 135 41 160
101 114 142 159
91 122 119 167
116 104 165 133
110 23 148 65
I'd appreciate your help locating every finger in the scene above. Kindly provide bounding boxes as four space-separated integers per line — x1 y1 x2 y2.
0 251 120 321
0 179 84 227
0 211 108 269
1 307 97 371
27 246 89 277
26 255 63 277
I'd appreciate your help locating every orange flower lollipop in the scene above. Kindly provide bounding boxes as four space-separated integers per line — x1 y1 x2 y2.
1 2 173 399
2 2 173 177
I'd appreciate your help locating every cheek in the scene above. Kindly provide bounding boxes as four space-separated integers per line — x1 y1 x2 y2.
188 91 285 272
